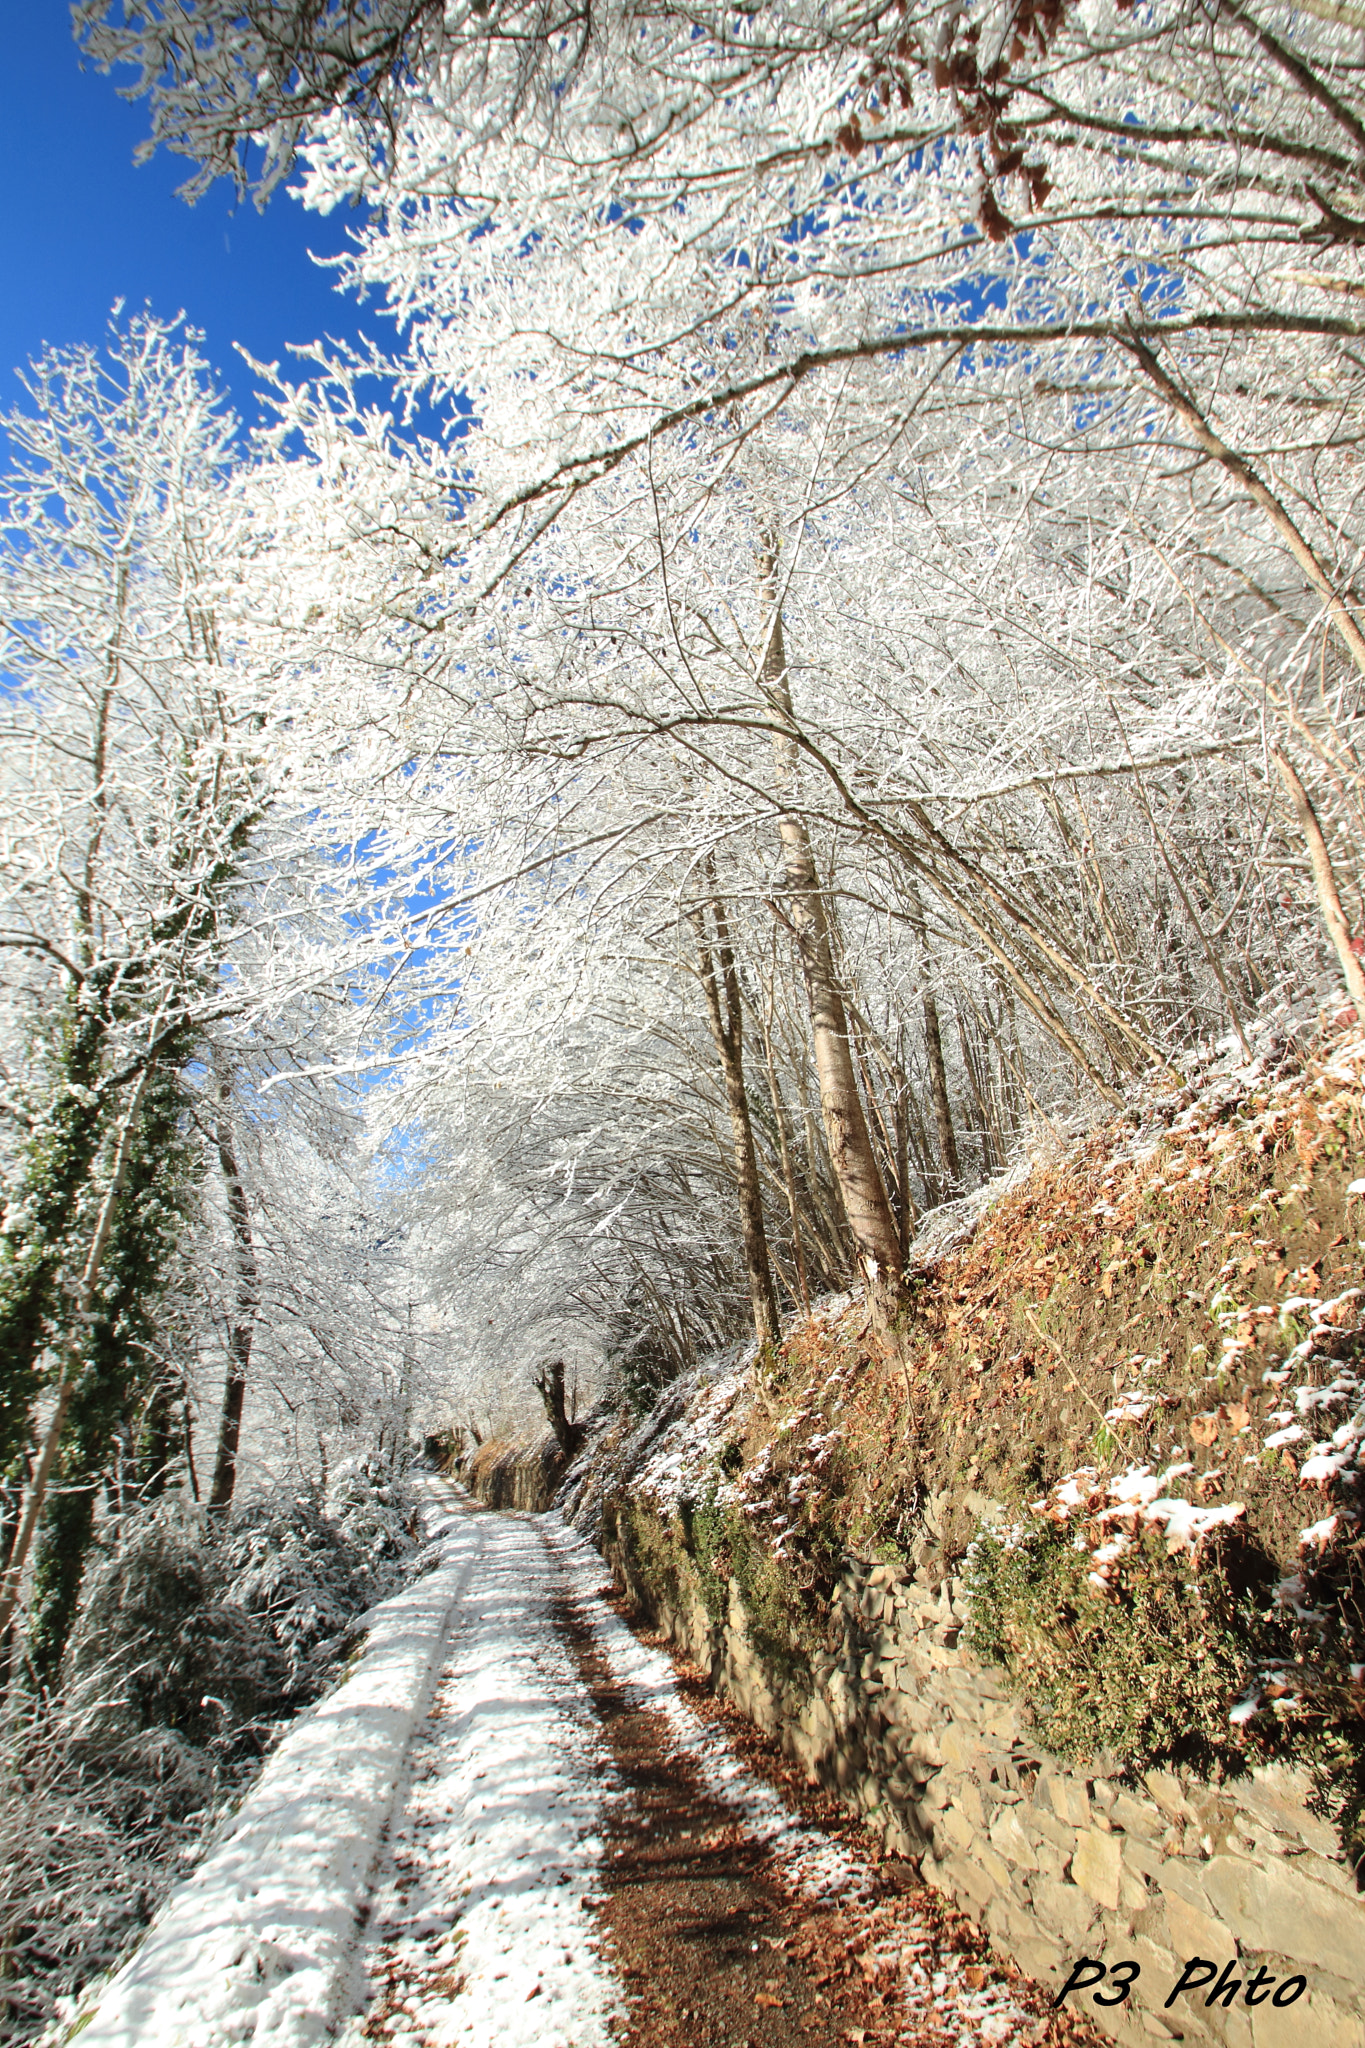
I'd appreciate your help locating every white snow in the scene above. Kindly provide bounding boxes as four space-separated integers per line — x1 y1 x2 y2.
336 1509 622 2048
64 1481 1038 2048
68 1484 475 2048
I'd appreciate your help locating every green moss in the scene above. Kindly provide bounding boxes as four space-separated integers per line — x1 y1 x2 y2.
962 1521 1274 1774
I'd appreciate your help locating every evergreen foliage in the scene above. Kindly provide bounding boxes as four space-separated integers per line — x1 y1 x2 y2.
0 1463 418 2041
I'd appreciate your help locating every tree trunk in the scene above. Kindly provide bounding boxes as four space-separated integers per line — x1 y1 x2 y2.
1271 749 1365 1011
0 1059 155 1646
0 979 115 1481
689 895 781 1346
901 878 961 1198
922 993 962 1195
533 1359 583 1459
758 545 906 1329
756 980 812 1317
27 1059 190 1681
208 1107 259 1514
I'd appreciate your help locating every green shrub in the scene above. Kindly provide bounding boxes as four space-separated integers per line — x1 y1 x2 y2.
962 1521 1269 1773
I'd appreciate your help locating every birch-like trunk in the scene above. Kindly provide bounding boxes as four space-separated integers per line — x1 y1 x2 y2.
1272 749 1365 1011
758 548 906 1327
690 896 781 1346
903 880 963 1198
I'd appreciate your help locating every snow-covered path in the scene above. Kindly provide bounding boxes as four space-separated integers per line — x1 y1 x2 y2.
72 1484 1051 2048
335 1505 622 2048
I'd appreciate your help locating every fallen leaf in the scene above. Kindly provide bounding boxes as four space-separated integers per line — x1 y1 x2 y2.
755 1992 784 2008
525 1983 542 2002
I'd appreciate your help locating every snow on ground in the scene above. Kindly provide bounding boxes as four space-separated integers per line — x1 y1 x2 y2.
542 1514 872 1904
66 1481 1034 2048
335 1508 622 2048
69 1482 475 2048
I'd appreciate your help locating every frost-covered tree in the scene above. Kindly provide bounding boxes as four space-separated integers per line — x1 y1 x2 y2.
0 315 444 1655
72 0 1365 1394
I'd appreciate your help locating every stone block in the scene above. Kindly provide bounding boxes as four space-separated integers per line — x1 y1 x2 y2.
1031 1873 1099 1948
882 1813 924 1858
1159 1882 1237 1968
1200 2001 1253 2048
1157 1854 1219 1907
1119 1836 1166 1884
1035 1809 1080 1857
1293 1848 1358 1899
1113 1791 1165 1838
1051 1776 1092 1828
1145 1769 1198 1823
1074 1827 1123 1911
1252 1991 1364 2048
1126 1933 1180 2013
1234 1764 1337 1859
940 1804 976 1854
1201 1853 1365 1985
1010 1931 1067 1991
943 1849 999 1910
977 1842 1015 1894
939 1723 978 1771
916 1786 952 1831
989 1806 1040 1871
986 1890 1060 1977
958 1780 987 1831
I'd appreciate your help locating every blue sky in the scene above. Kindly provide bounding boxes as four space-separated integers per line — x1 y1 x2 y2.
3 9 385 421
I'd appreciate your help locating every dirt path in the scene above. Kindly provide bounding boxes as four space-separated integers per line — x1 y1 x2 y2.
339 1498 1101 2048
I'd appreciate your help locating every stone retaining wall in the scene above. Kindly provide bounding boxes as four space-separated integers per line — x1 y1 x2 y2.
604 1520 1365 2048
457 1431 565 1511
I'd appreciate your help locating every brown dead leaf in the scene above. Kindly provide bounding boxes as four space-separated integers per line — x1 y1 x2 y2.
1190 1410 1222 1446
755 1992 784 2009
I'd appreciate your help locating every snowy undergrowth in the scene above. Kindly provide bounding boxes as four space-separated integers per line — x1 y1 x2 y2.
7 1460 421 2047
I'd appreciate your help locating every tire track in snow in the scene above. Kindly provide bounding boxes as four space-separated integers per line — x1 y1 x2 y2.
339 1498 1079 2048
336 1503 624 2048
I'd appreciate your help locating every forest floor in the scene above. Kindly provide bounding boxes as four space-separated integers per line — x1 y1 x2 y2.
334 1487 1100 2048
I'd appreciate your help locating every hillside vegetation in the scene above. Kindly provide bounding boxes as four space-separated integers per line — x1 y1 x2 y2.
596 1017 1365 1864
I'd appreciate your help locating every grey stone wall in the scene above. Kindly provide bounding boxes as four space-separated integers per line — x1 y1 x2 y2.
606 1534 1365 2048
457 1430 565 1511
